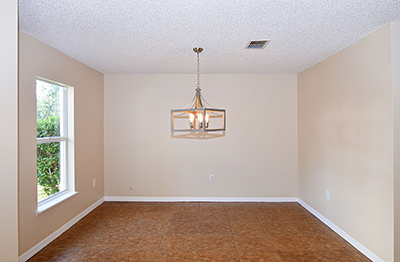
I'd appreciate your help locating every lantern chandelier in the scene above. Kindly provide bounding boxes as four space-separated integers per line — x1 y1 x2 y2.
171 47 226 132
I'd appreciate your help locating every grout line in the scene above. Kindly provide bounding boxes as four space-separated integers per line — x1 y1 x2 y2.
116 202 147 258
224 202 242 262
256 203 284 262
196 205 199 262
288 220 327 262
67 202 124 262
111 202 132 261
153 202 175 262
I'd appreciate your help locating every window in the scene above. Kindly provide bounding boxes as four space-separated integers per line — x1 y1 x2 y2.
36 78 76 214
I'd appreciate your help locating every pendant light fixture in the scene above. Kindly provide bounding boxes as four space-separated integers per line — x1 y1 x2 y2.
171 47 226 132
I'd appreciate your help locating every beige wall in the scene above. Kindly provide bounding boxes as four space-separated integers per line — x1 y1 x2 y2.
0 0 19 260
298 24 395 261
392 22 400 262
18 31 104 255
104 74 298 198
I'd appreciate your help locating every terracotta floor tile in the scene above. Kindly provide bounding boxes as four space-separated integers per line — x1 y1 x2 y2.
251 205 280 213
85 233 129 249
134 221 167 234
233 233 270 241
254 211 286 222
98 222 136 235
230 222 267 237
170 211 199 222
165 221 198 234
260 221 298 235
227 212 258 222
268 233 313 252
282 212 319 222
113 211 144 221
199 212 229 223
150 202 176 206
250 203 275 209
224 202 250 208
278 250 325 261
68 220 107 235
28 247 79 262
173 206 200 213
289 221 329 235
122 234 163 250
124 202 152 208
118 205 146 212
84 210 116 221
112 250 158 262
200 208 226 215
302 231 351 250
141 212 171 222
234 237 275 252
154 249 197 262
146 206 174 212
198 234 235 249
198 222 231 234
198 249 239 262
46 231 94 250
273 202 303 209
225 208 252 215
159 234 197 250
27 202 372 262
111 250 157 262
109 215 141 225
175 202 200 207
238 249 282 262
200 202 225 208
70 248 118 262
200 204 226 214
317 248 371 261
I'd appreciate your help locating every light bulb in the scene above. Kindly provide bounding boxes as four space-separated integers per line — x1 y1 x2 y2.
198 113 203 129
205 114 209 128
189 113 195 122
189 113 195 129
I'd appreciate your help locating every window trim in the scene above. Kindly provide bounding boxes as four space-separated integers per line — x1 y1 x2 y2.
36 77 76 215
37 137 67 144
36 191 78 215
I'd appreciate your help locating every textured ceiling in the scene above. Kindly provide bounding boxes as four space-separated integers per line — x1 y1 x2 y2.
19 0 400 74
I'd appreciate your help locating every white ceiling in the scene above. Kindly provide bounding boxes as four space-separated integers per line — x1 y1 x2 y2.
19 0 400 74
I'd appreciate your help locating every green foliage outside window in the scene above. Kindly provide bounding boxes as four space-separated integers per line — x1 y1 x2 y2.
36 80 62 200
37 115 61 197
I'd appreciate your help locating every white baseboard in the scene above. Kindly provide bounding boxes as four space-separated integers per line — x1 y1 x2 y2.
104 196 298 202
19 197 105 262
298 199 383 262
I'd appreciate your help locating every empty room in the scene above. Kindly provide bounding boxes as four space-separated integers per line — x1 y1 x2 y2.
1 0 400 261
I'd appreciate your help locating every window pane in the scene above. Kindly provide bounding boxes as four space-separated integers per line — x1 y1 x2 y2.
37 142 66 202
36 80 62 138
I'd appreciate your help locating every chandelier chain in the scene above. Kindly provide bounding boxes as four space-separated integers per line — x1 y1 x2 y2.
196 50 200 90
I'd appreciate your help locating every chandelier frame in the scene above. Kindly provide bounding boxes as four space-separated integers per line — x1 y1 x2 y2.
171 47 226 132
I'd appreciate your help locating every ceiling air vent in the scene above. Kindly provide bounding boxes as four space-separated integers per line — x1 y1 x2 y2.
245 40 270 49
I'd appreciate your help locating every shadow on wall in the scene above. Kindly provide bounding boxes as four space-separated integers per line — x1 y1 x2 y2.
170 131 225 140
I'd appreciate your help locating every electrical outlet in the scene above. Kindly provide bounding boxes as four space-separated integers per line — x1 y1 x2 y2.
326 190 330 200
210 175 215 182
93 179 96 187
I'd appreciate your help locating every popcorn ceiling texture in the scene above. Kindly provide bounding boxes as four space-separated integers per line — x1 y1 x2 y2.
19 0 400 74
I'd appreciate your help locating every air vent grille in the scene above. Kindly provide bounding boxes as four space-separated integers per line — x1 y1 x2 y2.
245 40 270 49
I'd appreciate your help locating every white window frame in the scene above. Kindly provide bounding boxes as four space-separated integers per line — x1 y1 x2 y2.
36 77 77 215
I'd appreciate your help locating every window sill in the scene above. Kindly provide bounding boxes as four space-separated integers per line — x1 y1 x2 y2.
36 191 78 216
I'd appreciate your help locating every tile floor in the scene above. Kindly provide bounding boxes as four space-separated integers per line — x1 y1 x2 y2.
28 202 371 261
